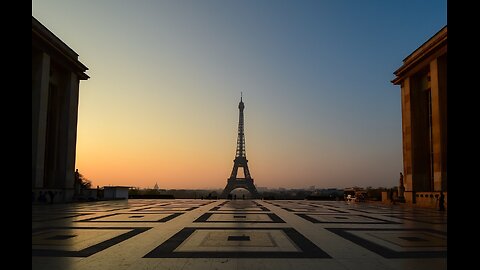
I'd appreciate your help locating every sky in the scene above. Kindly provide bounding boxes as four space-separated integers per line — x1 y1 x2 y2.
32 0 447 190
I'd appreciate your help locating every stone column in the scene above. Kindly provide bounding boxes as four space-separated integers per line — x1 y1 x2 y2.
401 77 415 204
63 72 80 197
401 77 413 190
430 58 447 191
32 52 50 188
53 71 80 202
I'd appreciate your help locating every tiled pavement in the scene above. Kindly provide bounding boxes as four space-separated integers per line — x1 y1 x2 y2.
32 199 447 270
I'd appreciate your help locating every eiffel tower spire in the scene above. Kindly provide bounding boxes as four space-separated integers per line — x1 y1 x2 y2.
236 92 246 159
221 94 260 199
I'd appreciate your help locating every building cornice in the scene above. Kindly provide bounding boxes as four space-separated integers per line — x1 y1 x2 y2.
32 16 89 80
392 26 447 85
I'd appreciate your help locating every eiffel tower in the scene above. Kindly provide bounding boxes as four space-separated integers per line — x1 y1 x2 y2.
221 94 260 199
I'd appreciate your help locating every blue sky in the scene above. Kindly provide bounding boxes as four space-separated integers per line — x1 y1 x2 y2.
32 0 447 189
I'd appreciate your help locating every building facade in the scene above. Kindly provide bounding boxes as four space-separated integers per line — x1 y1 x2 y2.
392 26 447 208
103 186 130 200
32 17 89 202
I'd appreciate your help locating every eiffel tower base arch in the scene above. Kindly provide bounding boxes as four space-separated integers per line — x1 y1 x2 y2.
220 178 261 199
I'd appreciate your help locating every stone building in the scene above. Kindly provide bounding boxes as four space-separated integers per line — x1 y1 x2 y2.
391 26 447 208
32 17 89 202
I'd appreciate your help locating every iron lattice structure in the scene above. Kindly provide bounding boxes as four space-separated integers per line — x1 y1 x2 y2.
221 95 260 199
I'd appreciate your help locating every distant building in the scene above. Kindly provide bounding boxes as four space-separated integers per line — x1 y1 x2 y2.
392 26 447 208
343 187 365 197
103 186 130 200
32 17 89 202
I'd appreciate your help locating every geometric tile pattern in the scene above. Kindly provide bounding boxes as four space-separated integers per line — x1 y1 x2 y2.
32 227 151 257
209 200 270 211
296 213 400 224
143 227 331 258
32 199 447 269
283 207 348 213
325 228 447 258
194 213 285 223
385 214 447 224
76 212 183 222
32 213 91 222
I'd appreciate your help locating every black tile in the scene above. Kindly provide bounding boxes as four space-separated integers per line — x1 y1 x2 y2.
228 235 250 241
46 235 77 240
399 236 427 242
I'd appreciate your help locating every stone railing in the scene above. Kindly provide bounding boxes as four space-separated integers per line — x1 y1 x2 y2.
414 192 447 209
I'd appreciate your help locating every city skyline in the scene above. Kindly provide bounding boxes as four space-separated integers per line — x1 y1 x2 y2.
32 0 447 189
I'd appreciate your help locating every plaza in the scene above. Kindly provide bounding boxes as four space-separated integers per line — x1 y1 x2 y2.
32 199 446 270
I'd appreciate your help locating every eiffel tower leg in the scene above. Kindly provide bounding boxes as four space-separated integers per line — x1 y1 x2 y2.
220 181 236 199
243 165 251 179
230 164 239 179
246 184 260 199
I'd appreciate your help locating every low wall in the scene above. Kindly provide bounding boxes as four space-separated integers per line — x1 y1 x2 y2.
32 189 74 203
414 192 447 209
381 191 388 203
76 189 98 201
129 194 175 199
382 190 447 210
381 190 398 203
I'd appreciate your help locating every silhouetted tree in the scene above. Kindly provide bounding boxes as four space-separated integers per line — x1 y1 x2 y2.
76 171 92 189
